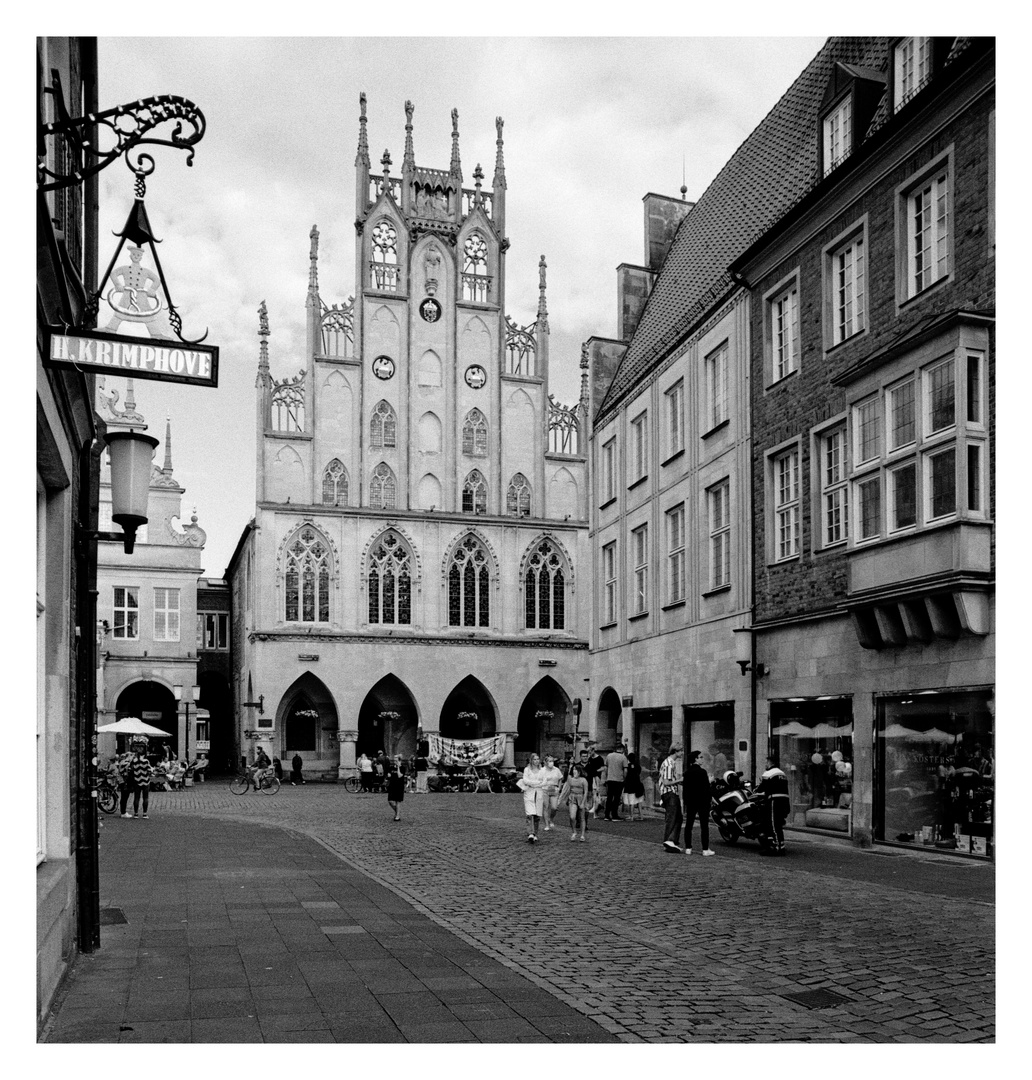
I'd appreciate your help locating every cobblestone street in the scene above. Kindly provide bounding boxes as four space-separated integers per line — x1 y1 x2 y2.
44 783 994 1043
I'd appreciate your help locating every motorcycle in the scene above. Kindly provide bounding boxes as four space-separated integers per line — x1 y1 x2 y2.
709 773 783 855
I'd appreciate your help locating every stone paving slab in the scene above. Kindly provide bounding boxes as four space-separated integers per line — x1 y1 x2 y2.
41 784 993 1043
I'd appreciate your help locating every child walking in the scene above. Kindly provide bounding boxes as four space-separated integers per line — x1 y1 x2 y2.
557 762 590 842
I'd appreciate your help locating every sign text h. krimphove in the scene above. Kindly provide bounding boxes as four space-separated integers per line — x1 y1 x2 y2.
46 328 219 387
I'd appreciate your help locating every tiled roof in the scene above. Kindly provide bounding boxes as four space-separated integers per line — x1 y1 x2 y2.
596 37 891 422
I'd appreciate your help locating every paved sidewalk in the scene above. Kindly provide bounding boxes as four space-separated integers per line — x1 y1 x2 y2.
41 785 994 1043
41 814 618 1043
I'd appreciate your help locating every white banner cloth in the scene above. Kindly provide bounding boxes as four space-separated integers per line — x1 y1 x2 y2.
428 734 505 766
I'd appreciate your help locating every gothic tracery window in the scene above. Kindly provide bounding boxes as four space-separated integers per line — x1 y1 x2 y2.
371 400 397 450
507 473 531 516
370 219 399 292
367 531 413 626
462 408 488 456
322 459 349 506
448 535 490 627
284 527 331 624
525 539 566 631
462 232 489 302
370 462 397 510
462 469 487 515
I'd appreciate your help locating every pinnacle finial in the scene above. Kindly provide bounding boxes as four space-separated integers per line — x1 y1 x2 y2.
308 225 320 294
493 116 506 190
163 415 173 472
450 107 462 183
258 300 270 338
356 91 369 167
537 255 549 331
381 149 392 177
124 378 136 414
404 100 415 169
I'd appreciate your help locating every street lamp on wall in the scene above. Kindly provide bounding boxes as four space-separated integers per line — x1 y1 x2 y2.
733 626 768 678
105 430 160 553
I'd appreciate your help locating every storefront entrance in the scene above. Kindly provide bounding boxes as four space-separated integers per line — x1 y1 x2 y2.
770 697 854 834
634 707 672 807
876 688 993 858
683 702 735 781
113 682 178 757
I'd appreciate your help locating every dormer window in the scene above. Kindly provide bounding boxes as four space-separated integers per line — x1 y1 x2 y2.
894 37 932 112
822 96 852 176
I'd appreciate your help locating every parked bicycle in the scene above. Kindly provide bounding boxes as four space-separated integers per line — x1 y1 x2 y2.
344 772 416 794
230 770 280 795
95 769 120 815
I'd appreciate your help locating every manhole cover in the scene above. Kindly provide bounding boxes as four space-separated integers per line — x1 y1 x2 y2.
782 988 850 1009
99 907 127 925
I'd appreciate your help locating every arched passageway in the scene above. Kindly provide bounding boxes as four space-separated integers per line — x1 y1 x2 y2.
596 686 623 749
276 672 339 762
515 676 572 769
440 675 497 741
114 681 178 756
358 674 419 759
197 671 232 774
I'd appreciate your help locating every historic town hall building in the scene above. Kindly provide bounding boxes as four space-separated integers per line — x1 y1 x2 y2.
228 97 591 776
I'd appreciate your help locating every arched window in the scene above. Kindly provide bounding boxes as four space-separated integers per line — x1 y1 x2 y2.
370 219 399 292
462 470 487 515
525 539 566 631
370 463 397 510
367 531 413 626
370 400 397 450
507 473 531 516
284 527 331 624
462 232 490 302
322 459 349 506
448 535 490 627
462 408 488 456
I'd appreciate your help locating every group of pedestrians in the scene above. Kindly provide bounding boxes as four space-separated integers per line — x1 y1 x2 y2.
518 743 648 843
658 745 716 856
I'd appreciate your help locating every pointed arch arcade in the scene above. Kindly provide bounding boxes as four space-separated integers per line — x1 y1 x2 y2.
276 672 339 757
515 676 573 768
440 675 498 741
358 674 419 759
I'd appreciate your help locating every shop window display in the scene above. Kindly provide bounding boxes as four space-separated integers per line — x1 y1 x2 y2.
770 699 853 833
877 690 993 857
684 703 735 781
635 710 672 807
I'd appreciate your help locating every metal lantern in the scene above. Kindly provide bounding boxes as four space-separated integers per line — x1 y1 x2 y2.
106 429 159 553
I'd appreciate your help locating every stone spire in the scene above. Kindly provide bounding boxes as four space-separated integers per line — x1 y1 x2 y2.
308 225 320 302
256 300 271 388
356 91 370 168
579 343 590 406
492 116 506 190
162 415 173 473
537 255 549 334
449 108 462 184
403 100 415 170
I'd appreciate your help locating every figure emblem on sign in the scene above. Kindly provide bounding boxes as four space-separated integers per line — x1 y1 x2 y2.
105 245 172 337
465 364 487 389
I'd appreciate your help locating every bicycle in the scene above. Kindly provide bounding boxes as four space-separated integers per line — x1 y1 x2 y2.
230 770 281 795
95 770 120 815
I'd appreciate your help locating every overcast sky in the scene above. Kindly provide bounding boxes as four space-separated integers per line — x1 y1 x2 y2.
93 36 827 575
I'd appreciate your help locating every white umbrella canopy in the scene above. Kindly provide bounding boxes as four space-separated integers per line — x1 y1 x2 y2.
97 717 172 737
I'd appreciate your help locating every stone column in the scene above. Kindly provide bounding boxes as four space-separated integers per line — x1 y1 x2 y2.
500 731 517 770
338 730 358 780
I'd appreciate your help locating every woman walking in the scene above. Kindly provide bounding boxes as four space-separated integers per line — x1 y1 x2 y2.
557 762 590 842
621 751 645 821
387 755 405 821
520 753 547 843
540 754 564 832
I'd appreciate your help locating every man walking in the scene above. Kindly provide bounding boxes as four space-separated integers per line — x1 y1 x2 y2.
658 745 683 852
604 744 629 821
682 749 715 856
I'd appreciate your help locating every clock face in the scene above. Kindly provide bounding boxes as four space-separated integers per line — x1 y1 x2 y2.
419 298 442 323
372 355 395 381
464 364 487 390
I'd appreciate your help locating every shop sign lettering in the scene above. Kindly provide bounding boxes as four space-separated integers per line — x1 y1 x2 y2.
46 329 219 387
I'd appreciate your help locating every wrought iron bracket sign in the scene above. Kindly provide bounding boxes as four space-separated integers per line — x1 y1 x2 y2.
37 69 205 193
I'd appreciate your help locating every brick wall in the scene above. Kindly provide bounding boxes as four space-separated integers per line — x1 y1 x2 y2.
749 88 995 625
